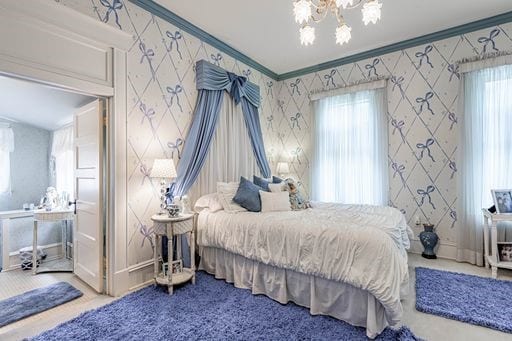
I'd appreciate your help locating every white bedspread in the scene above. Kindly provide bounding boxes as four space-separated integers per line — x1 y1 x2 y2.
197 202 412 325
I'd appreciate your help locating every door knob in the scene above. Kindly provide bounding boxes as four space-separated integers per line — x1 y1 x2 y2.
69 200 77 214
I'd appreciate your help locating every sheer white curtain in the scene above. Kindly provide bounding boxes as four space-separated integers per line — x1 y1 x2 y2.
458 63 512 265
51 125 74 197
0 125 14 194
189 92 259 202
311 87 388 205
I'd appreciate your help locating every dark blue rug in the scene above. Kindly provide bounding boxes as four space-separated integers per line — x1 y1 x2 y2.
32 272 419 340
416 267 512 333
0 281 82 327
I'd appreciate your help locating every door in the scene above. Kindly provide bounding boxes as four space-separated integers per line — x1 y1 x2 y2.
73 99 104 293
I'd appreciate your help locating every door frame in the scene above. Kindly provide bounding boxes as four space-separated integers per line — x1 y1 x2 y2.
0 0 131 295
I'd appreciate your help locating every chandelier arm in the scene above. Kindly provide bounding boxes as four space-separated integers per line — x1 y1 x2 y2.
342 0 365 10
310 6 330 23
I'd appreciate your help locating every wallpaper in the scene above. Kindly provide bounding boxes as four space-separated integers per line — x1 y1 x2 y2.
267 24 512 252
56 0 278 266
55 0 512 257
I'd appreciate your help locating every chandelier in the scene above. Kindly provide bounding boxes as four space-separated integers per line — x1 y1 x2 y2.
293 0 383 46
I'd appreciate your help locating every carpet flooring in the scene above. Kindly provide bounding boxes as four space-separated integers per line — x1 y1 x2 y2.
32 272 419 340
416 267 512 333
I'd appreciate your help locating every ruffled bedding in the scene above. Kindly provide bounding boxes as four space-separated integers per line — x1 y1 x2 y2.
197 202 412 326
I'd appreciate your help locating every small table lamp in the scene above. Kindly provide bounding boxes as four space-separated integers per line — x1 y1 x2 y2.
276 162 290 177
150 159 177 214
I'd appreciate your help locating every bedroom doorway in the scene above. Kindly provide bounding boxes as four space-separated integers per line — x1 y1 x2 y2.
0 74 108 294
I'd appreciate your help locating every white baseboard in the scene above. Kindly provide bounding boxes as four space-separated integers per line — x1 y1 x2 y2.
112 259 154 296
408 239 457 260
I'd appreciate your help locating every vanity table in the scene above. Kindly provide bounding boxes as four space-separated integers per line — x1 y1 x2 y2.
32 208 74 275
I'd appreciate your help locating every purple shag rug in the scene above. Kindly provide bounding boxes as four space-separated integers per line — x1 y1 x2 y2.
416 267 512 333
32 272 419 340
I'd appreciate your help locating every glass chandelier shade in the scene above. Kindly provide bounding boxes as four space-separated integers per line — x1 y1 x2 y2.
300 25 316 45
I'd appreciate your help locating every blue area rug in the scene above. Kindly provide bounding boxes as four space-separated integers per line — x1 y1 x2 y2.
416 267 512 333
0 282 82 327
33 272 419 340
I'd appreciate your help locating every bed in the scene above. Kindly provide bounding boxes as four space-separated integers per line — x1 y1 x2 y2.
196 201 412 338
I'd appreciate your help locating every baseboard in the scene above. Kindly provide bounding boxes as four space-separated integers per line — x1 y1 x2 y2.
5 242 66 271
409 239 457 260
112 259 154 296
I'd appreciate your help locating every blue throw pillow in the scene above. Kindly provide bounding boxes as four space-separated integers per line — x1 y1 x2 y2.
233 177 263 212
253 175 270 191
272 176 283 184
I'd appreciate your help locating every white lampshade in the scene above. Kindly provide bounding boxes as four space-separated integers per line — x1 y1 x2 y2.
276 162 290 175
150 159 177 179
299 25 315 46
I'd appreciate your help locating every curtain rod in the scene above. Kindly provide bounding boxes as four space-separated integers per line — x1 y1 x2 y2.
310 76 388 101
457 51 512 74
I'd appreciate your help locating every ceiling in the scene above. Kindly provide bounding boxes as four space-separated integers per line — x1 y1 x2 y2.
155 0 512 75
0 75 95 131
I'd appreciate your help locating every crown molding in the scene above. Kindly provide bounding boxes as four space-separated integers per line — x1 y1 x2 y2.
129 1 512 82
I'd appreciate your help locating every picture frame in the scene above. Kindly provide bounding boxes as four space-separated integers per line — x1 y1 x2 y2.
491 189 512 214
498 243 512 262
171 260 183 274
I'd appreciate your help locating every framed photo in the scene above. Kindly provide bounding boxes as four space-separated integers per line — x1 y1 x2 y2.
491 189 512 214
498 243 512 262
171 260 183 274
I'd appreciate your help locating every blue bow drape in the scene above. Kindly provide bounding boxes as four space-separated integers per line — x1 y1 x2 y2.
166 60 271 267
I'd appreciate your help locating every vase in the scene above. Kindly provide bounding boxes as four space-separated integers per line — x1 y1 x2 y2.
419 224 438 259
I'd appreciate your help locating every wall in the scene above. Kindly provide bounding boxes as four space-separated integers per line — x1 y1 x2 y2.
268 23 512 258
0 119 51 210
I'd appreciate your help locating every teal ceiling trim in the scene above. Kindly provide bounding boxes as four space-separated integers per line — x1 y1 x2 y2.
129 1 512 82
278 11 512 80
129 0 279 80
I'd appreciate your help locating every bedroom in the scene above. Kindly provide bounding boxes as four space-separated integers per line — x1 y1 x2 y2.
0 0 512 340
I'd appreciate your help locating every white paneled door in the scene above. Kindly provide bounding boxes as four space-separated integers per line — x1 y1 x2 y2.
73 99 104 293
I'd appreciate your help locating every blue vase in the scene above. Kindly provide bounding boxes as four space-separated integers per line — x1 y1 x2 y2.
419 224 438 259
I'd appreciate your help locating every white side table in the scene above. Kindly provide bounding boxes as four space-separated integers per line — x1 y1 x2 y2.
33 208 75 275
151 213 196 295
482 208 512 278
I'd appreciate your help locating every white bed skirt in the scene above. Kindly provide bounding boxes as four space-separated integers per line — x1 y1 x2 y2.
199 246 394 338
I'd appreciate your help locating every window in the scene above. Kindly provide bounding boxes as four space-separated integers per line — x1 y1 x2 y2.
0 125 14 194
311 88 388 205
51 125 74 196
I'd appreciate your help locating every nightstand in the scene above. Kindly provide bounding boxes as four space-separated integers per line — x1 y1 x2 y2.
151 213 196 294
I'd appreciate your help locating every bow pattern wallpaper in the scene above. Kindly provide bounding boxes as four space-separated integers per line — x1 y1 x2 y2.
55 0 512 258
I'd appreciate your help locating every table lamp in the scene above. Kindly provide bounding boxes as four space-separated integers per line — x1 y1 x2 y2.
276 162 290 177
150 159 177 214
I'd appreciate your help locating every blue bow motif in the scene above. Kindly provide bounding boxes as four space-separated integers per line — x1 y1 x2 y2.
324 69 337 87
166 31 183 59
290 112 302 130
478 29 500 53
392 162 406 187
277 99 285 113
139 162 151 185
267 115 273 130
415 45 434 69
448 112 457 130
391 119 405 141
391 76 405 98
211 53 223 66
139 42 155 80
291 147 302 164
416 138 436 162
290 79 301 96
167 138 184 159
267 81 274 98
450 210 457 228
417 185 436 209
99 0 122 29
449 161 457 179
242 69 252 79
139 102 156 132
447 64 460 82
365 58 380 77
139 223 154 249
416 92 435 115
278 132 285 143
166 84 183 112
227 72 247 105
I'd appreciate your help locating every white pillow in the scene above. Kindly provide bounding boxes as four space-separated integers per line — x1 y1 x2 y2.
268 182 286 193
217 182 247 213
194 193 223 213
259 190 291 212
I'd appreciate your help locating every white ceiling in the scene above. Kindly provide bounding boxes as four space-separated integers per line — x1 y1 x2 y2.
156 0 512 74
0 75 95 131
